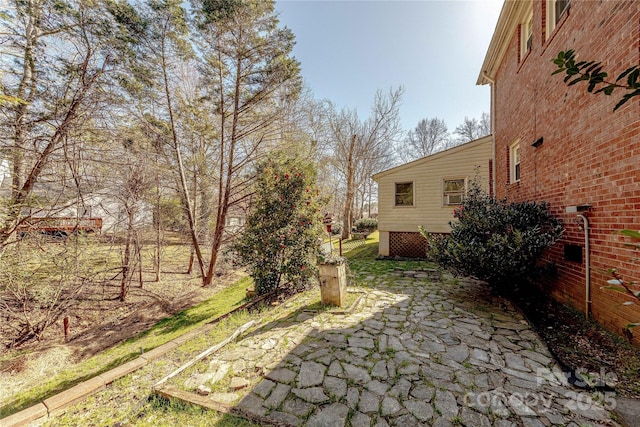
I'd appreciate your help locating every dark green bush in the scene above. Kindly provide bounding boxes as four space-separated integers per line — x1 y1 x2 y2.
354 218 378 233
232 154 325 295
420 182 563 288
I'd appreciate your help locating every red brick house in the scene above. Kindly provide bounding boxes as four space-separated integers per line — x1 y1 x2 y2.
478 0 640 343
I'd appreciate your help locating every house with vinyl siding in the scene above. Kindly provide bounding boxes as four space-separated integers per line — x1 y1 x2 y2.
373 135 493 258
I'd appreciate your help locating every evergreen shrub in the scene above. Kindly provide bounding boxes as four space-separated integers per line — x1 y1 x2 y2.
420 181 563 288
232 154 325 295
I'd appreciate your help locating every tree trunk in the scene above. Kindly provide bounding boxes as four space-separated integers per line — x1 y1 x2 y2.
187 247 194 274
154 157 162 282
342 187 354 240
11 6 38 201
136 234 143 288
120 209 134 301
202 35 233 287
341 135 357 240
368 179 373 218
160 29 205 279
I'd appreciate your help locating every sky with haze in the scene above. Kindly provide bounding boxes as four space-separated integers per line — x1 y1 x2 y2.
276 0 503 134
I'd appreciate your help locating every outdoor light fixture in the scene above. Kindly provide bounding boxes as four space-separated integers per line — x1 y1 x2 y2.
531 137 543 148
565 204 591 213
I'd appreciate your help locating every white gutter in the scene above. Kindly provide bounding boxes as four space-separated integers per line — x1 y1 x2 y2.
482 72 497 196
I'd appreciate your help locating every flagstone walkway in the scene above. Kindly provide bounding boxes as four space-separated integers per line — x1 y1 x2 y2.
177 267 618 427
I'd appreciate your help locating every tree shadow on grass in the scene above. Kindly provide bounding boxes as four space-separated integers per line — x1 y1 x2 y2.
0 352 140 418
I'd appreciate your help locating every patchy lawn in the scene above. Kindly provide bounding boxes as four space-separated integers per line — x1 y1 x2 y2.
0 266 251 418
5 229 636 425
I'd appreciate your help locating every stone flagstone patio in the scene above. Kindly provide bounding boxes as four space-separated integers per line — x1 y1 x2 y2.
173 266 618 427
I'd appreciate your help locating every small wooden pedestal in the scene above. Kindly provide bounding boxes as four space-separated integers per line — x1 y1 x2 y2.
319 258 347 307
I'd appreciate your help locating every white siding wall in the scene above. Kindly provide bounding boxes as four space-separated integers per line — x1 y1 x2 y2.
0 158 9 190
375 136 493 255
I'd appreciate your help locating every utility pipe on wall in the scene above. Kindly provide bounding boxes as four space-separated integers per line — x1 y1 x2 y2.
577 214 591 319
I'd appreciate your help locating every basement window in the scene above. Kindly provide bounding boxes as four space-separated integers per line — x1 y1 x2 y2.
564 244 582 263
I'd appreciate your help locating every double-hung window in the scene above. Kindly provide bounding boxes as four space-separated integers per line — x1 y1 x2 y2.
510 141 521 183
443 178 465 206
520 8 533 60
395 182 414 207
546 0 570 38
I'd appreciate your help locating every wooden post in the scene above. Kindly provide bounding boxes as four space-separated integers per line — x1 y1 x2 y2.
63 316 70 341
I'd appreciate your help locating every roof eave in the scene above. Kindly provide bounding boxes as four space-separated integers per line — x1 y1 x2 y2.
372 134 494 181
476 1 529 85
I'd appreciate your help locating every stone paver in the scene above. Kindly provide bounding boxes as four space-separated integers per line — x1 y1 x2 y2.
298 361 326 387
179 266 620 426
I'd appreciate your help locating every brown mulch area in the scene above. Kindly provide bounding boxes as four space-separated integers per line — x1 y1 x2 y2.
510 285 640 399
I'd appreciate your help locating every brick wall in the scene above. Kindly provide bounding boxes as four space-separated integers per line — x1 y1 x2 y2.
493 0 640 343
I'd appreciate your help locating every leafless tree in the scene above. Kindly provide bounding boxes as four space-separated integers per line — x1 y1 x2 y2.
453 112 491 145
479 111 491 136
0 244 87 347
400 117 450 162
0 0 142 249
329 87 404 239
117 143 149 301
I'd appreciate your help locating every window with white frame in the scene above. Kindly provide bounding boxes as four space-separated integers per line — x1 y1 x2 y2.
520 8 533 60
443 178 466 206
546 0 570 38
395 182 414 206
510 141 521 183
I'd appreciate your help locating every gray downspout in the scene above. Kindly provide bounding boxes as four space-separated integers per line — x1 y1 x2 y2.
577 214 591 319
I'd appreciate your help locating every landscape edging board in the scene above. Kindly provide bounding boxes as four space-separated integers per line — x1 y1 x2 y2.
0 292 270 427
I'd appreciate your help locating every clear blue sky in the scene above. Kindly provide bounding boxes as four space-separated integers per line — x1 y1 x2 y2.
275 0 503 133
